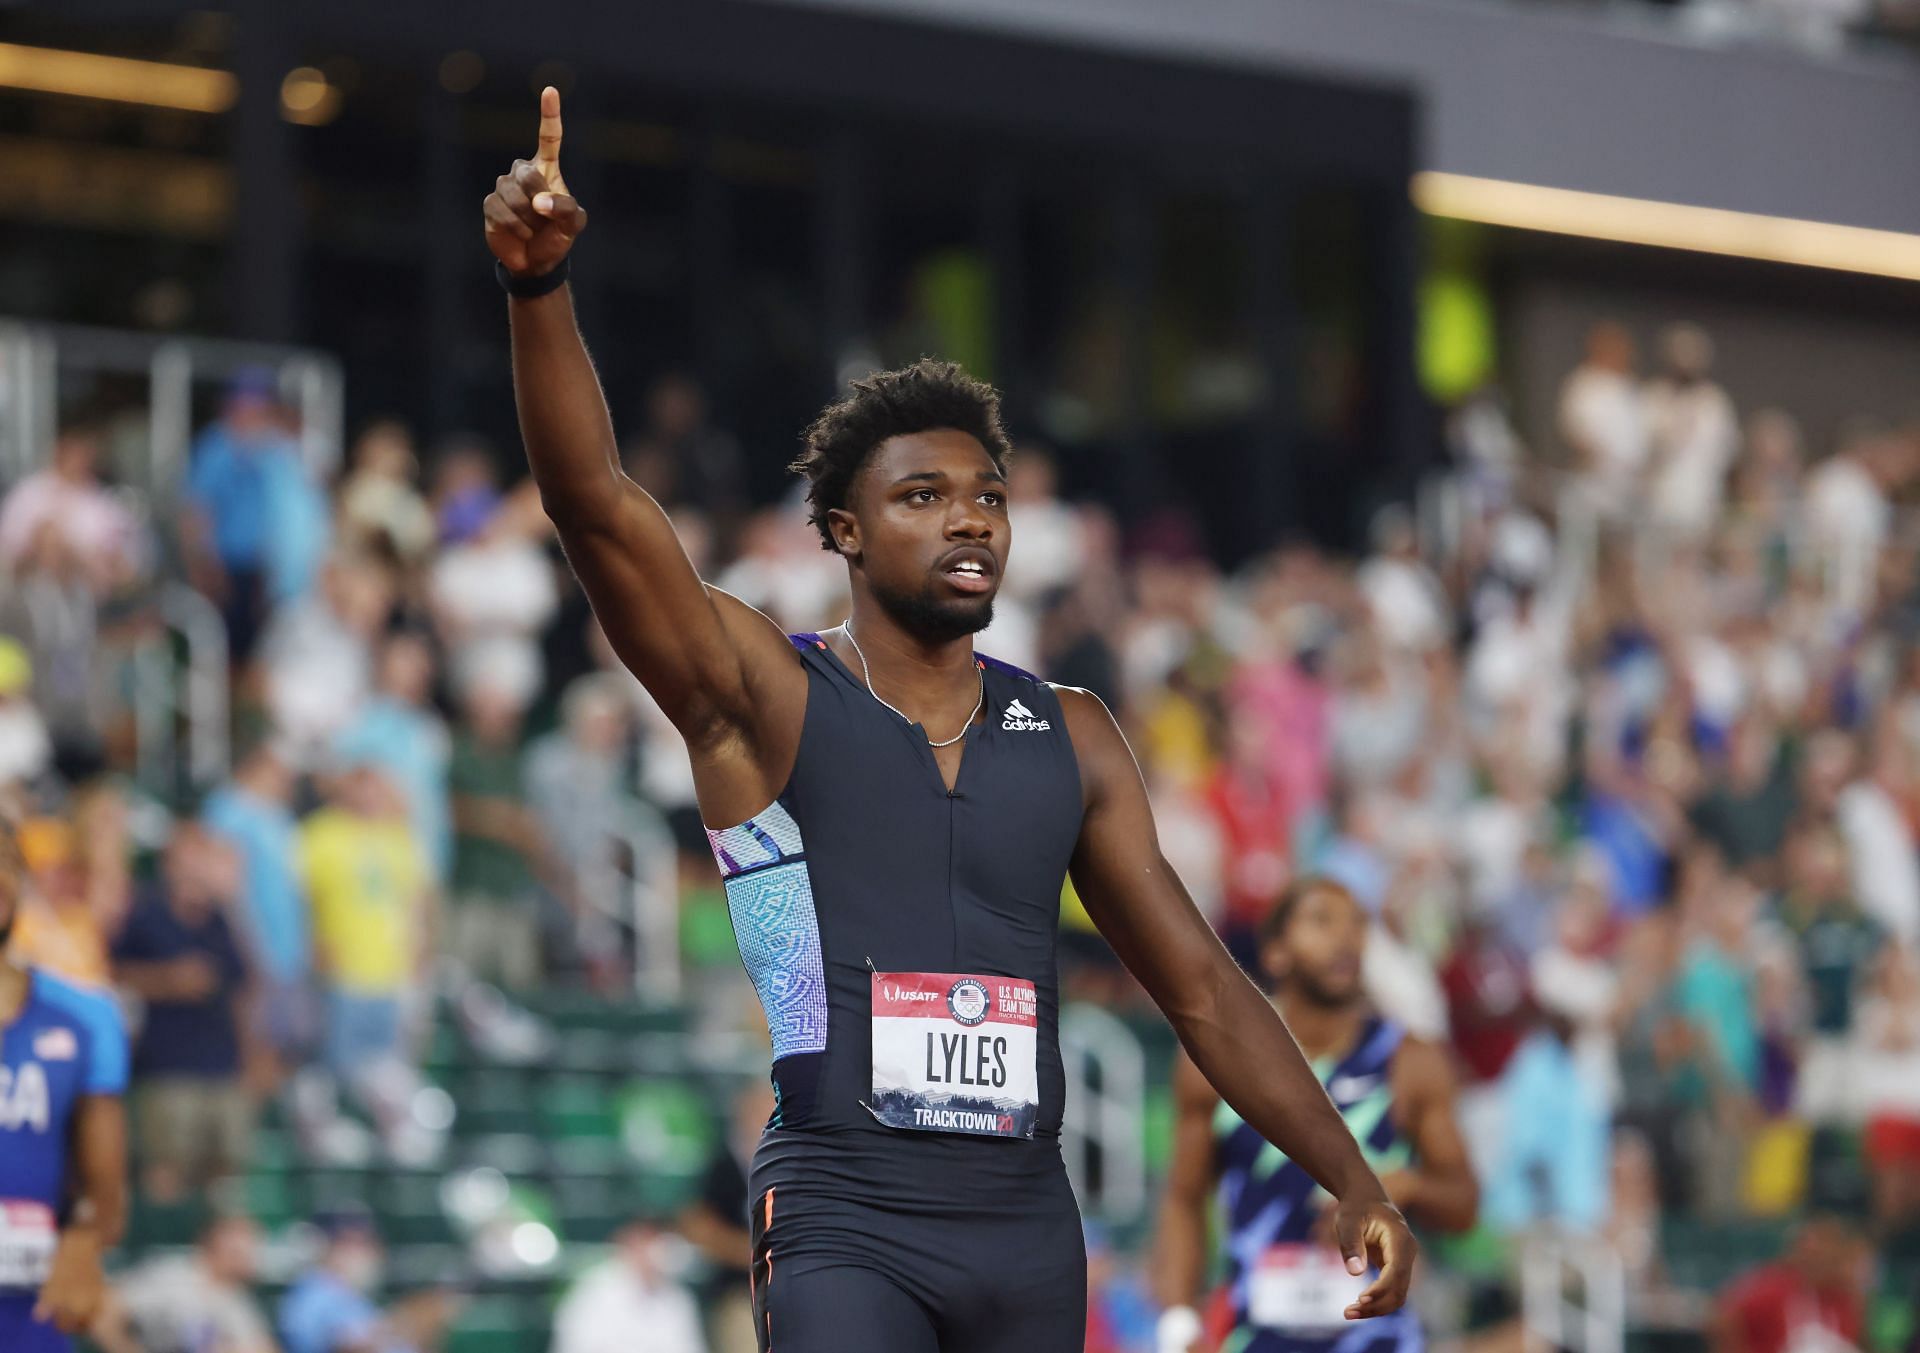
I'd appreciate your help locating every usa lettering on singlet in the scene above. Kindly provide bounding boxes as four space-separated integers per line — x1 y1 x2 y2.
868 971 1039 1139
0 971 127 1294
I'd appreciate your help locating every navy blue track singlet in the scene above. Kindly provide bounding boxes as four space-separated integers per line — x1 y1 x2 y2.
705 634 1089 1353
1211 1016 1421 1353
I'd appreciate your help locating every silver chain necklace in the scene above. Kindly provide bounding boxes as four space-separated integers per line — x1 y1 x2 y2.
842 621 982 748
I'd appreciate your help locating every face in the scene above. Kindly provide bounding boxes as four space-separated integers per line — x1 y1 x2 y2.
831 430 1009 643
581 704 626 751
0 828 19 950
52 431 99 481
1261 884 1367 1007
205 1218 262 1283
1789 830 1847 901
463 684 523 743
648 377 705 441
1589 324 1635 374
379 636 435 704
224 394 278 442
1793 1219 1858 1290
331 1233 384 1293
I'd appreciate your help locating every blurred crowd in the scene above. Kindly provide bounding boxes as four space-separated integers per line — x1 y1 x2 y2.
1525 0 1920 54
4 321 1920 1349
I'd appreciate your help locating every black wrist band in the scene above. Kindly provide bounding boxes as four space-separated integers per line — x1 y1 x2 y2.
496 257 570 298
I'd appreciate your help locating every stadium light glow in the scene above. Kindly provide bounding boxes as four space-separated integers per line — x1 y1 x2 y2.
0 42 237 114
1414 170 1920 284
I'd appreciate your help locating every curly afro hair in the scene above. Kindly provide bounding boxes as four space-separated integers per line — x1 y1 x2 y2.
789 359 1013 552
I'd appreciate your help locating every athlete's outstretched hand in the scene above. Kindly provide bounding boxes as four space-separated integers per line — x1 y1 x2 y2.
483 86 587 278
1332 1193 1418 1320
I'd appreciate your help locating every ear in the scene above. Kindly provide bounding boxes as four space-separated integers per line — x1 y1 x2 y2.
1259 940 1289 988
826 507 861 561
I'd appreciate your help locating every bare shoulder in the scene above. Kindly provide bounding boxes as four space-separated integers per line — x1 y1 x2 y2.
1389 1035 1459 1102
1051 684 1127 754
1050 685 1132 809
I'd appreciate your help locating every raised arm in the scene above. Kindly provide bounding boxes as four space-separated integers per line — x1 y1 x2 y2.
484 89 801 798
1057 686 1418 1319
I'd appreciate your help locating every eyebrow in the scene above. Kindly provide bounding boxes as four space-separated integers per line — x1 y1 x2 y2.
890 468 1008 487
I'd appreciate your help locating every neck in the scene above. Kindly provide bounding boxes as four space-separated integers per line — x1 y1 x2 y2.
839 601 980 714
1275 992 1367 1061
0 958 30 1028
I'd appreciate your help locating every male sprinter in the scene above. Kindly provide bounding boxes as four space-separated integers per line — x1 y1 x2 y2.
485 89 1418 1353
1154 878 1477 1353
0 820 129 1351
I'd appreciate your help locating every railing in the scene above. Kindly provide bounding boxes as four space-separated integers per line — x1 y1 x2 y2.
130 582 230 802
1520 1229 1626 1353
1060 1002 1149 1225
568 804 683 1004
0 319 344 494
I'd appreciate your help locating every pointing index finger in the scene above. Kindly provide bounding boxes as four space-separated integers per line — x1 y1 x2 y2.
535 85 563 170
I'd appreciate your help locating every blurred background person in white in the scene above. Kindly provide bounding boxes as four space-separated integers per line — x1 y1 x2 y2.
1645 323 1740 541
1559 320 1649 523
552 1218 707 1353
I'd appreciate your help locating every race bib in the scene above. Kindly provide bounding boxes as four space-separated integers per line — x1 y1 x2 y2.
0 1200 57 1289
1248 1245 1367 1332
869 971 1038 1138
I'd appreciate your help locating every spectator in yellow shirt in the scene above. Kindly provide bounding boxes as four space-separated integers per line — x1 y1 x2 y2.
298 760 437 1139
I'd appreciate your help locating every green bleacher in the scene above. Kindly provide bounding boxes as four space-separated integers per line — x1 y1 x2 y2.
115 990 740 1353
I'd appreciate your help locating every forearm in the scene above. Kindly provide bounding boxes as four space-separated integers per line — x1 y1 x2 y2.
1152 1201 1209 1309
505 285 751 730
1176 973 1385 1204
508 288 626 517
68 1099 128 1248
680 1207 751 1269
110 962 181 1001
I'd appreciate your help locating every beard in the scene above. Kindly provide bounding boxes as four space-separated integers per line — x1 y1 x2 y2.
869 572 995 644
1287 967 1362 1010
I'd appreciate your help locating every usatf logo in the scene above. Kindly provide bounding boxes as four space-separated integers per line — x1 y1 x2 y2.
947 978 990 1026
1001 698 1050 732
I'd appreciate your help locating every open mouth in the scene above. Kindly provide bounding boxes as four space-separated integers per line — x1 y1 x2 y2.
940 553 995 595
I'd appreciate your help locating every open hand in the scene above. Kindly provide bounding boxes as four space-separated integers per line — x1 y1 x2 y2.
483 86 587 279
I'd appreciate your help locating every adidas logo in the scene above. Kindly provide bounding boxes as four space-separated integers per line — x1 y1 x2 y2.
1002 698 1051 732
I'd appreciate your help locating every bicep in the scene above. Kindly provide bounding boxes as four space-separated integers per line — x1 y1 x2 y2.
552 481 783 743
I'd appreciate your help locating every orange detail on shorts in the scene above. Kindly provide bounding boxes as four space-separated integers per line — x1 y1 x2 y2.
764 1187 776 1352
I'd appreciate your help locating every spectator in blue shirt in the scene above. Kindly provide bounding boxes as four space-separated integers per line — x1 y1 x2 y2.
109 824 258 1203
180 367 329 661
280 1210 456 1353
333 632 452 885
1483 1010 1611 1234
202 739 311 1073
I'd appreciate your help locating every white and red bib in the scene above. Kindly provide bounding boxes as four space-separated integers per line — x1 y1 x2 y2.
869 971 1039 1139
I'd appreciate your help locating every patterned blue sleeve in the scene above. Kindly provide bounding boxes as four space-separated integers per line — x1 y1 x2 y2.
40 975 130 1096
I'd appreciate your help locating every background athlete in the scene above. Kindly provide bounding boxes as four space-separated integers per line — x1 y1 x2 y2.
0 820 130 1352
1155 877 1478 1353
487 88 1419 1352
